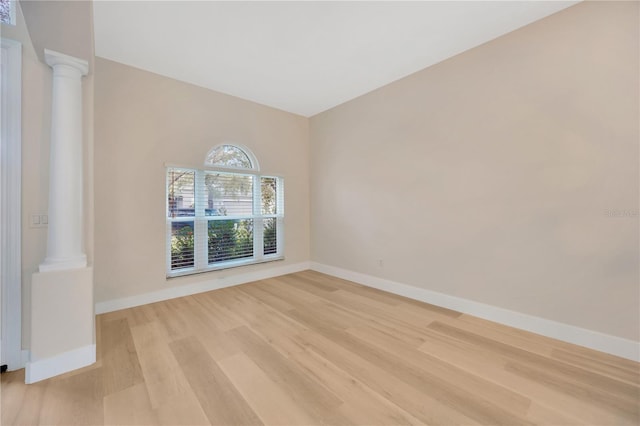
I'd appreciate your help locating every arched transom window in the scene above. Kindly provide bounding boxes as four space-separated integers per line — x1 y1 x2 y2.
205 144 259 170
166 144 283 277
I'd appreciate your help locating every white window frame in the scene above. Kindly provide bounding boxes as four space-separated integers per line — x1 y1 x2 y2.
165 164 284 278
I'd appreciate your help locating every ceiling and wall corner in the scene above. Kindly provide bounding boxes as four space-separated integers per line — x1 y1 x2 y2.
20 0 94 66
93 1 580 117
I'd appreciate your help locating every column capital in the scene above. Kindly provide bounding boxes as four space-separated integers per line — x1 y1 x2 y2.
44 49 89 76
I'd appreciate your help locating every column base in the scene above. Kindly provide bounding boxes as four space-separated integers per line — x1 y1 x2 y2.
39 254 87 272
27 266 95 383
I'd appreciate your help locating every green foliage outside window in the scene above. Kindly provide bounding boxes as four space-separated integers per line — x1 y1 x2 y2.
171 224 194 269
264 218 277 255
208 220 253 263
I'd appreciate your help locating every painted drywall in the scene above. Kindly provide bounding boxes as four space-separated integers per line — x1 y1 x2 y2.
20 0 94 65
310 1 639 342
93 58 310 303
1 1 95 350
30 268 94 360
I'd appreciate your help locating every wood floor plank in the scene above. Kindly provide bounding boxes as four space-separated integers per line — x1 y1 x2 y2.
226 325 350 425
460 314 638 370
318 298 431 347
236 282 296 312
169 336 262 426
287 285 441 347
177 296 242 361
429 320 638 399
38 367 104 425
550 347 640 385
284 341 425 425
190 291 245 331
346 324 532 416
289 307 535 426
524 401 583 425
429 320 640 422
257 276 325 307
442 314 556 357
100 317 145 396
417 326 622 425
129 321 193 409
2 270 638 426
298 271 405 306
277 273 342 296
1 369 47 425
505 360 640 423
232 302 311 359
293 326 481 425
218 352 316 425
324 289 441 333
152 392 211 426
103 383 158 425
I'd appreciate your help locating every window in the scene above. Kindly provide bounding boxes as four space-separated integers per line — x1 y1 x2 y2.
166 145 283 277
205 144 258 169
0 0 15 25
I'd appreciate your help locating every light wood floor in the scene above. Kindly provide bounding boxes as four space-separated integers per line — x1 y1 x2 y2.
2 270 639 425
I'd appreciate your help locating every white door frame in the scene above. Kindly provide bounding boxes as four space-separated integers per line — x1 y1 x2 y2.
1 37 23 371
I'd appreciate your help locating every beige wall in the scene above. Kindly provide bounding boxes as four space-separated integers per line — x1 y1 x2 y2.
310 1 639 341
20 0 94 65
93 58 310 303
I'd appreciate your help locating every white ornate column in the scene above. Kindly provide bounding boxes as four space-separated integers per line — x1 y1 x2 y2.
40 49 88 272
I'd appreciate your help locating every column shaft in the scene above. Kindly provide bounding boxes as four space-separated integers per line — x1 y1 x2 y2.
40 50 88 272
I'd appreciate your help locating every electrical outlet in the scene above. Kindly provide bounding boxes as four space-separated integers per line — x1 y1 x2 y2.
30 213 48 228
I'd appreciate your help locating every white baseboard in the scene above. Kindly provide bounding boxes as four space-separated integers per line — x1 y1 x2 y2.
95 261 311 314
310 262 640 362
25 344 96 384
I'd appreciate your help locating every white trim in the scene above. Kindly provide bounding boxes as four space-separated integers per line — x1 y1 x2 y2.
25 344 96 384
164 162 284 179
167 255 285 278
96 261 310 314
9 0 16 25
44 49 89 75
0 37 22 371
310 262 640 362
39 255 88 272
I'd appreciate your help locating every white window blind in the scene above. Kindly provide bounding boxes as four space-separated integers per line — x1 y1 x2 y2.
167 167 284 277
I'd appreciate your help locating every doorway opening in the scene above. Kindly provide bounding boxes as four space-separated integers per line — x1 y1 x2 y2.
1 37 23 371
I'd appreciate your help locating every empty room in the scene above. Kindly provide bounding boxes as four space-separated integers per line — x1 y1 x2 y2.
1 0 638 425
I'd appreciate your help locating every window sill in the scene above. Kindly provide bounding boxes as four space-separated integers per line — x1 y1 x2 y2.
166 255 285 279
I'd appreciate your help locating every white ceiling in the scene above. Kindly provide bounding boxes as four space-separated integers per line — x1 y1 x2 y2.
93 1 579 117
